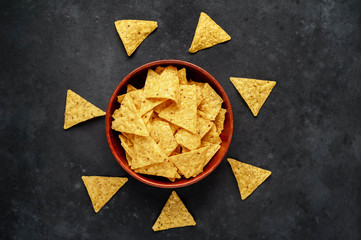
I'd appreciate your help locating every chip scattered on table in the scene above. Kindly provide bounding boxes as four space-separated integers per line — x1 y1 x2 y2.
189 12 231 53
64 90 105 129
230 77 276 116
114 19 158 56
81 176 128 213
111 65 226 181
152 191 196 231
227 158 271 200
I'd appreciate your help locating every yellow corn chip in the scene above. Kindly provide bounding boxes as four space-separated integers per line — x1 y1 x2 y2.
200 140 214 148
178 68 188 85
148 118 178 156
64 90 105 129
141 110 153 125
155 66 165 74
111 94 149 136
114 20 157 56
202 123 222 145
125 152 132 166
122 132 134 143
144 67 179 103
170 145 181 156
131 135 168 169
134 161 179 178
152 191 196 231
153 100 173 113
189 80 205 87
117 94 126 103
189 12 231 53
230 77 276 116
169 122 180 134
204 144 221 166
195 85 204 106
198 83 223 120
214 108 226 135
139 96 166 116
158 85 197 134
127 84 137 93
81 176 128 213
119 134 134 162
174 115 211 150
127 89 144 110
227 158 271 200
169 147 208 178
175 129 201 150
168 172 181 182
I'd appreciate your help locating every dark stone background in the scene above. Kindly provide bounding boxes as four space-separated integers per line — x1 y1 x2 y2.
1 0 360 239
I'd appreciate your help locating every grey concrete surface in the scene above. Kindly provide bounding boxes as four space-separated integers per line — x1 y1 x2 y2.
1 0 360 239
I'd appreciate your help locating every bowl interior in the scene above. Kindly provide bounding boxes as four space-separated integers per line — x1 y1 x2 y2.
106 60 233 188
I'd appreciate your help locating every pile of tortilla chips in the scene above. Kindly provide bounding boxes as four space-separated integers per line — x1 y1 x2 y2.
111 65 226 181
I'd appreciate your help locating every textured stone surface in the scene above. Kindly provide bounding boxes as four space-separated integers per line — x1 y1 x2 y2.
1 0 360 239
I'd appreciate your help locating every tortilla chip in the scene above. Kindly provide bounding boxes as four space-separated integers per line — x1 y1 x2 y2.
169 122 180 134
148 118 178 156
178 68 188 85
214 108 226 135
141 110 153 125
195 85 204 106
152 191 196 231
189 12 231 53
134 161 179 178
197 83 223 120
227 158 272 200
114 20 157 56
119 134 134 162
155 66 165 74
175 129 201 150
125 152 132 166
230 77 276 116
202 123 222 145
153 99 173 114
127 84 137 93
127 89 144 110
158 85 197 134
131 135 168 169
144 67 179 103
81 176 128 213
174 115 211 150
170 145 181 156
117 94 126 103
169 147 208 178
112 94 149 136
64 90 105 129
139 96 166 116
122 132 134 143
204 144 221 166
189 80 205 88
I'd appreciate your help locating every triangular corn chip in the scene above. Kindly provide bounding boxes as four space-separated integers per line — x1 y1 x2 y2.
144 67 179 103
178 68 188 85
227 158 271 200
148 117 178 156
134 161 179 178
127 84 138 93
204 144 221 166
230 77 276 116
152 191 196 231
169 147 208 178
155 66 165 74
114 20 157 56
119 134 134 167
112 94 149 136
64 90 105 129
159 85 197 134
153 100 172 113
81 176 128 213
214 108 226 135
202 123 222 145
131 135 168 169
198 83 223 120
189 12 231 53
174 115 212 150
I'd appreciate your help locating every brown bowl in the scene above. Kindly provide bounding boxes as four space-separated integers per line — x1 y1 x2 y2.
105 60 234 188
